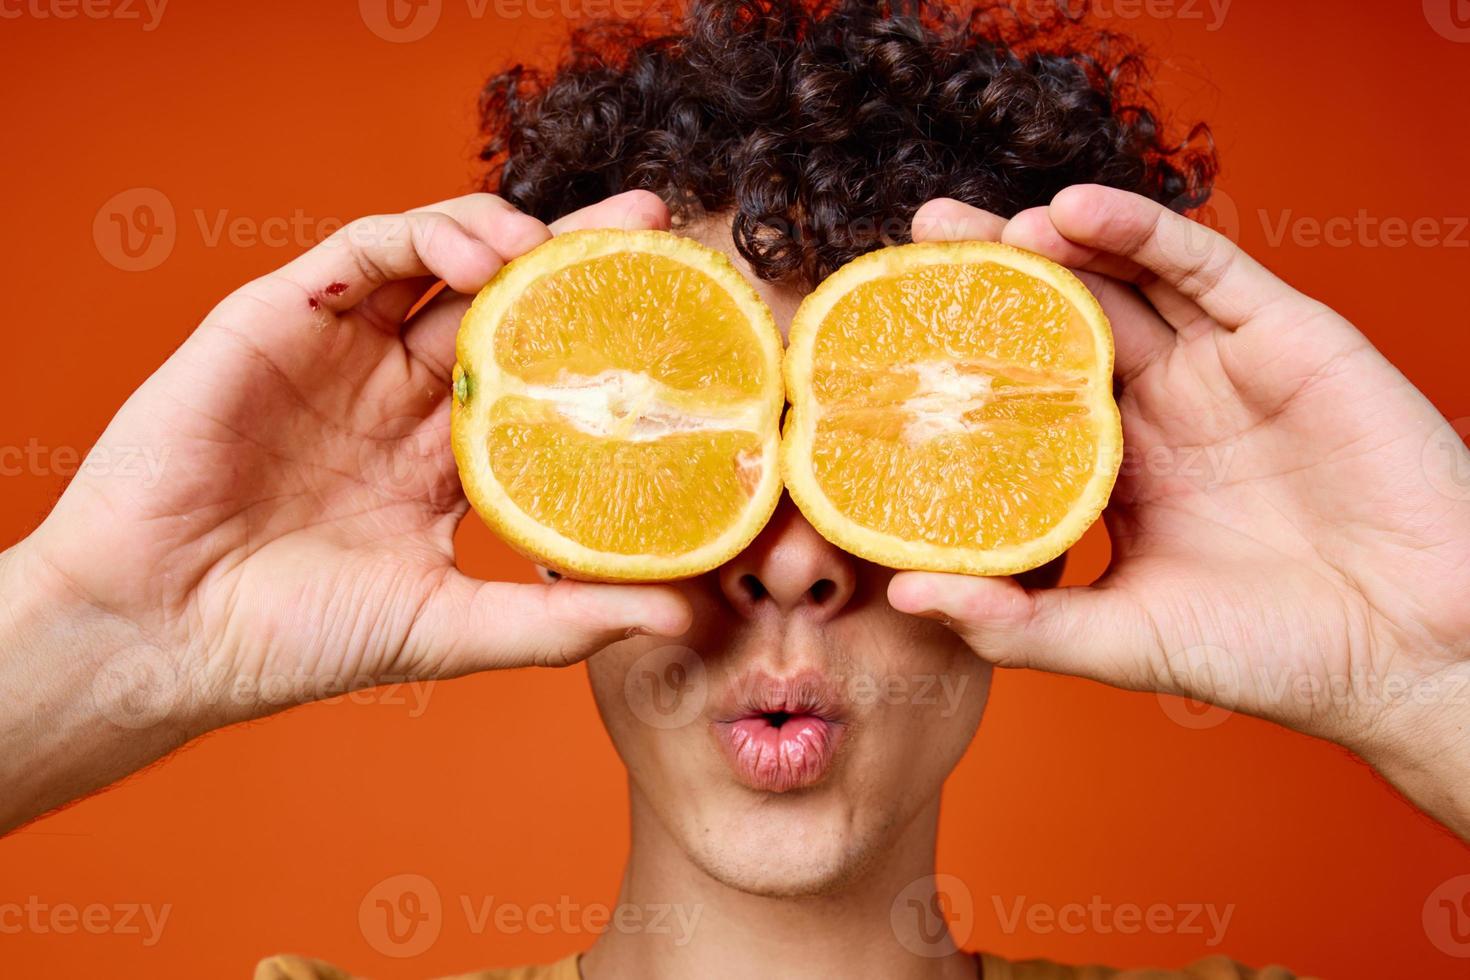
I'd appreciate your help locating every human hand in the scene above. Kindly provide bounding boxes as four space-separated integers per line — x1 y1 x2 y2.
1 190 690 830
890 186 1470 834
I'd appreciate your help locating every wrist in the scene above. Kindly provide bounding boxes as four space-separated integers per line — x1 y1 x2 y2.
0 538 202 832
1347 663 1470 839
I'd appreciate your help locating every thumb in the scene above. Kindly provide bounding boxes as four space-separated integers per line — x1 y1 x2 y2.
405 571 693 677
888 572 1167 694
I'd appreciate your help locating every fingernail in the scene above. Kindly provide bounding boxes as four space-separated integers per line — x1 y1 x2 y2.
495 212 551 255
915 609 953 627
613 190 669 229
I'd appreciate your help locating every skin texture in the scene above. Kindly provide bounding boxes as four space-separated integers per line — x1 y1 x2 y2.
0 191 694 831
583 499 990 896
574 213 997 977
890 189 1470 833
0 185 1467 977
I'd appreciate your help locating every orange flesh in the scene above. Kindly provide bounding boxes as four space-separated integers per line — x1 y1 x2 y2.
485 253 772 556
495 252 767 398
808 262 1104 549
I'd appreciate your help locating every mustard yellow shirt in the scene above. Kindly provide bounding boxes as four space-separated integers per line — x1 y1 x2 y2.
255 951 1306 979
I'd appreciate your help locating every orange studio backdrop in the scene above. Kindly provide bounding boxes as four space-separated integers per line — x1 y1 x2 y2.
2 1 1469 977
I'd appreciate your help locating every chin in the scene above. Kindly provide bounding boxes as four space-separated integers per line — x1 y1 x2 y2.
700 858 863 899
588 596 993 902
688 827 879 898
668 782 898 898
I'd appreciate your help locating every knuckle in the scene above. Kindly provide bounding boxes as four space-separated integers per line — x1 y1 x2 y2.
1185 241 1236 298
334 213 390 246
541 579 590 630
212 280 286 324
339 214 415 285
406 210 457 253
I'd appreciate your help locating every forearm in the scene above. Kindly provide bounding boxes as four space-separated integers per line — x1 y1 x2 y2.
0 540 198 834
1379 760 1470 841
1355 688 1470 840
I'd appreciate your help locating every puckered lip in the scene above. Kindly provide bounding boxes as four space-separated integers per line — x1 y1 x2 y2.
711 670 849 792
711 669 848 725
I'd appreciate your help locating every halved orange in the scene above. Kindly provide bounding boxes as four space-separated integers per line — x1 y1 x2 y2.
452 229 784 581
781 241 1121 576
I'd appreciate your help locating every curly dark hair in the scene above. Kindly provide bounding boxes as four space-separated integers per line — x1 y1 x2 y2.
479 0 1216 286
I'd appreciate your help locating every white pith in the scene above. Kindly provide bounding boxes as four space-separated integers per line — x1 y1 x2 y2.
453 229 785 579
509 369 766 440
782 242 1121 575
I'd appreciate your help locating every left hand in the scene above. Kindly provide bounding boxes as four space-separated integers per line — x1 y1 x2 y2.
889 186 1470 835
0 190 691 832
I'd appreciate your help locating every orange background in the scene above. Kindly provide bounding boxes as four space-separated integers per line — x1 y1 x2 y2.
2 1 1469 977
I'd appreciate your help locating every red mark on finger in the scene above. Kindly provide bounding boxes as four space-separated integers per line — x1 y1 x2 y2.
308 282 347 311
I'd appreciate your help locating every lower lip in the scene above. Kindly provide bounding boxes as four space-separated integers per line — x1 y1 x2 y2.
714 715 844 792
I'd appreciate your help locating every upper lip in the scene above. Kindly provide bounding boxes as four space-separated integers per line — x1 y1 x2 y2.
714 670 848 724
710 668 851 793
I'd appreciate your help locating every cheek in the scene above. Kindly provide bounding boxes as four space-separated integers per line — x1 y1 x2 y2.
847 623 991 775
585 642 646 742
586 640 714 782
584 577 712 740
882 663 989 748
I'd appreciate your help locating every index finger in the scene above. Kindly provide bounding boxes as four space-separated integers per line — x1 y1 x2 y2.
1047 184 1297 329
245 194 548 317
910 197 1007 242
548 189 672 234
399 191 673 382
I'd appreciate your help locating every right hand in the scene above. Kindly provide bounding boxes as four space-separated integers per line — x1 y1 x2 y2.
891 186 1470 834
16 189 692 740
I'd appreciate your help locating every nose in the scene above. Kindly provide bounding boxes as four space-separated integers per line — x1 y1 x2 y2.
718 497 858 620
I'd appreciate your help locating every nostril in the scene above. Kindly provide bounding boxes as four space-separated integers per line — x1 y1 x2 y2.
807 579 837 605
739 574 768 602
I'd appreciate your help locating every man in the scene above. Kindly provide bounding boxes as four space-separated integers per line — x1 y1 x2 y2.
2 1 1466 977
